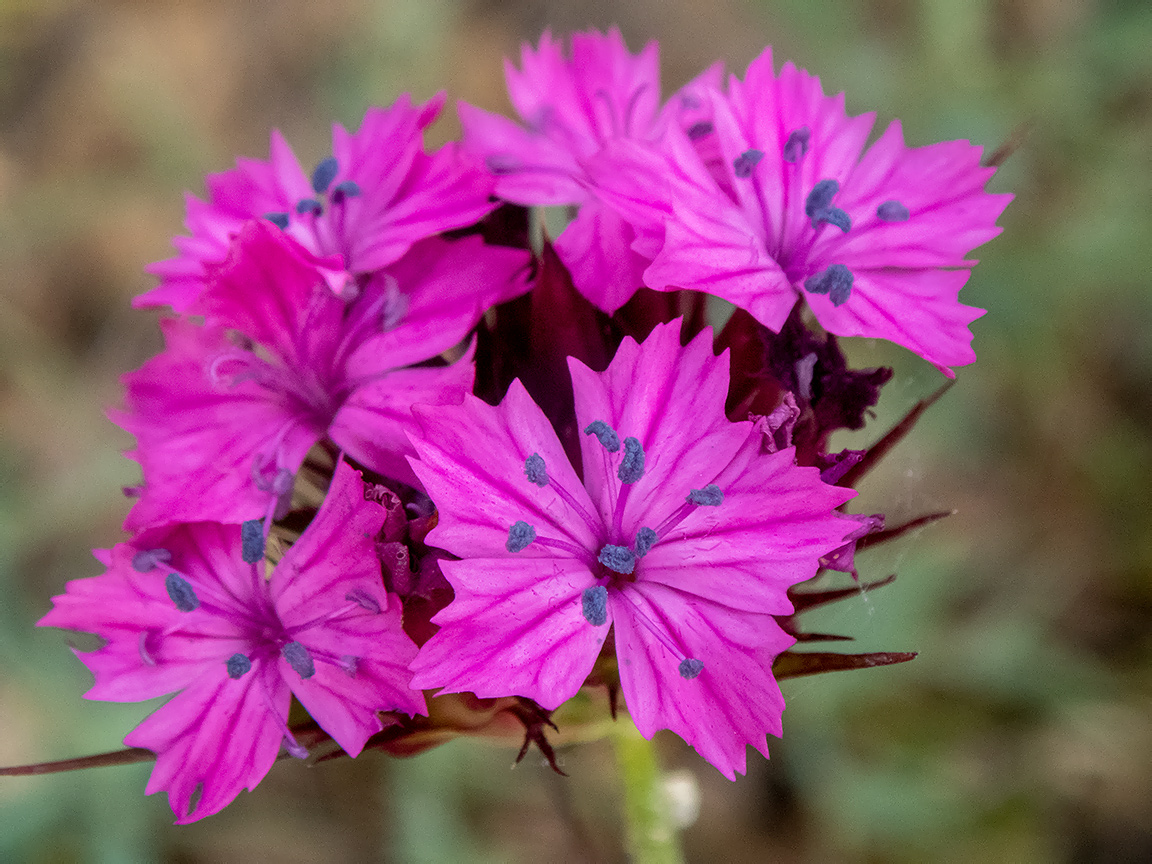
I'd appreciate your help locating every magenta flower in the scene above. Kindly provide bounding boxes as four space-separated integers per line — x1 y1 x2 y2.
38 461 425 823
589 47 1012 375
459 29 721 313
141 94 496 312
119 219 530 530
407 321 855 777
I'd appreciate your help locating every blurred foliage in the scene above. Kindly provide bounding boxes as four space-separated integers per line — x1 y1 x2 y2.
1 0 1150 861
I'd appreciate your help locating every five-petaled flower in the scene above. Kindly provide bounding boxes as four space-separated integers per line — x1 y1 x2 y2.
460 28 721 313
38 461 426 823
407 320 855 777
118 219 530 530
588 46 1012 375
140 94 497 313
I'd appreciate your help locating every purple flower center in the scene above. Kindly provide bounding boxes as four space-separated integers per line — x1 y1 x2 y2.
498 421 720 680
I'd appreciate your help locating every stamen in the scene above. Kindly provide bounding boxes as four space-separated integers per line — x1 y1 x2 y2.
617 590 694 671
507 521 537 553
805 179 839 218
686 484 723 506
138 632 156 666
340 655 359 677
584 420 620 452
345 587 381 614
132 548 171 573
264 212 290 230
525 453 548 487
257 673 308 758
296 198 322 216
379 274 408 331
165 573 200 613
534 535 596 560
226 653 252 679
598 544 636 575
241 520 265 565
618 437 645 484
622 84 651 136
685 121 713 141
252 457 294 497
311 157 339 194
332 180 360 198
733 149 765 179
282 641 316 679
582 585 608 626
678 658 704 679
877 200 910 221
485 155 521 175
803 264 854 306
815 207 851 233
783 127 811 163
635 527 657 558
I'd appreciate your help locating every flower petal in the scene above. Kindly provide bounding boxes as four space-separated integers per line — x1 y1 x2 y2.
613 581 794 779
125 662 286 823
118 318 322 529
409 380 601 558
569 321 749 534
408 557 603 709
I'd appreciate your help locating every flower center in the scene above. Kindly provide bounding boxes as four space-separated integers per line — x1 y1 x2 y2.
501 419 727 679
263 157 362 265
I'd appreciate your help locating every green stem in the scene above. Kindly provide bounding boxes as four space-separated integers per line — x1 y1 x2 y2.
612 718 686 864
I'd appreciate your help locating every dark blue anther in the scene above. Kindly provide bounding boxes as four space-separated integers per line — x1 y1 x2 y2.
264 212 290 230
241 519 265 564
598 544 636 575
485 155 521 175
332 180 360 198
803 263 854 306
782 127 811 163
506 521 536 553
617 436 645 484
282 641 315 679
226 653 252 679
635 527 657 558
132 548 171 572
525 453 548 487
345 587 381 614
815 207 852 233
582 585 609 626
584 420 621 452
311 157 339 194
296 197 323 215
165 573 200 612
733 149 765 178
877 199 910 221
685 121 713 141
805 179 840 219
687 484 723 506
679 658 704 679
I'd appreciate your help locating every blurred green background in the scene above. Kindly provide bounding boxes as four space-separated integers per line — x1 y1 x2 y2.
2 0 1150 861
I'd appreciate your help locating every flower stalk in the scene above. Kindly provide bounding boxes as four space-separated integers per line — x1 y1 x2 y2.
613 718 686 864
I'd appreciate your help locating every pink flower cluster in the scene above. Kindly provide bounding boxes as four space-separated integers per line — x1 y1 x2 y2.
38 30 1008 821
